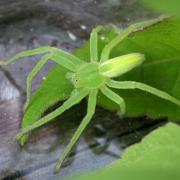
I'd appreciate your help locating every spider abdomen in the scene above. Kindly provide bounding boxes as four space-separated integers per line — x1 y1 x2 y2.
99 53 145 78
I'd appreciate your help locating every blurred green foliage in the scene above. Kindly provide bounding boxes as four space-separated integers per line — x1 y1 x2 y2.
141 0 180 16
71 123 180 180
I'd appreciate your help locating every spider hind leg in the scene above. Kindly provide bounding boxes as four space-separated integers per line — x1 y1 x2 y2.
100 85 126 115
17 89 89 145
54 89 98 172
107 80 180 107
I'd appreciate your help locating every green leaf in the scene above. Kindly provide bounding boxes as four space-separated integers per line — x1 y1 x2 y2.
71 123 180 180
21 18 180 143
140 0 180 16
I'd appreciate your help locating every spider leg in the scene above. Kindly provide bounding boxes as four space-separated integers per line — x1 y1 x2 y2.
23 54 52 111
24 51 84 111
100 85 126 115
50 47 84 70
54 89 98 172
0 46 84 71
17 88 89 141
50 52 81 72
107 80 180 107
90 26 103 62
100 16 167 62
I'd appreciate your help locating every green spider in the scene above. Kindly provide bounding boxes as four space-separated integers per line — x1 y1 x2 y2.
0 16 180 172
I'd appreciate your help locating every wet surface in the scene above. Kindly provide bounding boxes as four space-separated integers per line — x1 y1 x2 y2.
0 0 164 179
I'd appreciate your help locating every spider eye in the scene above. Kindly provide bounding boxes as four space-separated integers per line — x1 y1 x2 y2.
66 72 78 86
71 77 79 87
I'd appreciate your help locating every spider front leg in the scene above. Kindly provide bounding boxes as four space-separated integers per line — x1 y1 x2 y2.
0 47 85 111
100 16 167 62
24 52 83 111
55 89 98 172
0 47 51 66
17 88 89 145
100 85 126 115
107 80 180 107
0 46 84 71
24 54 51 111
90 25 103 62
23 52 83 111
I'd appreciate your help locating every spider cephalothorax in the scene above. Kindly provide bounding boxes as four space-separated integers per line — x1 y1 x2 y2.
0 16 180 172
67 62 107 89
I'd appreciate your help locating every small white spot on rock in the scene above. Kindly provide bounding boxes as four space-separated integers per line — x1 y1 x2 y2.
80 24 87 30
67 31 77 41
